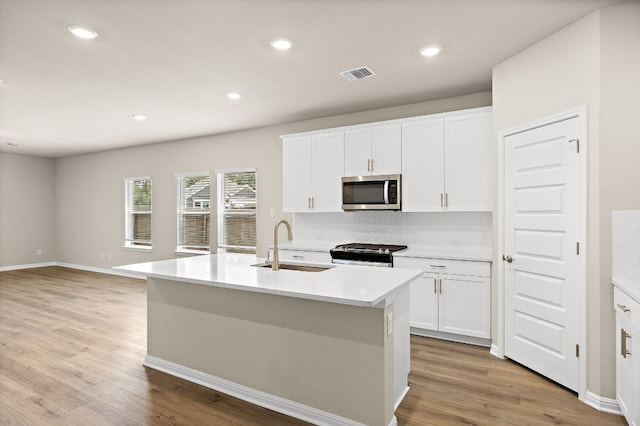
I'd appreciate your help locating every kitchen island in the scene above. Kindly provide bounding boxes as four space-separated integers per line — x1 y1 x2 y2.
115 253 421 426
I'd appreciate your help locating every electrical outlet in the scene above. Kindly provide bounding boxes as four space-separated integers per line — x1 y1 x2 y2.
36 249 42 256
387 312 393 336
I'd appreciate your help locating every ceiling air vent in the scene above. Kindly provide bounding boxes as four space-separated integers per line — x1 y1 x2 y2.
339 66 376 81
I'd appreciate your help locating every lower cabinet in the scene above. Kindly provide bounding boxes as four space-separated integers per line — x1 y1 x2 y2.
395 257 491 340
614 287 640 426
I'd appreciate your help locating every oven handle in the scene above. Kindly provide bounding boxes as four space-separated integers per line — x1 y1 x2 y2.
331 258 392 268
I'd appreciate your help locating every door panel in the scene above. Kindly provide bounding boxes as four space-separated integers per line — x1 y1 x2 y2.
504 116 581 392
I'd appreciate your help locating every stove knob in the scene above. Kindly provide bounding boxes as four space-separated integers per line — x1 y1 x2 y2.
385 249 390 254
378 248 383 254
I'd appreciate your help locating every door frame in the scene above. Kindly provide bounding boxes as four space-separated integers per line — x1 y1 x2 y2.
496 106 588 401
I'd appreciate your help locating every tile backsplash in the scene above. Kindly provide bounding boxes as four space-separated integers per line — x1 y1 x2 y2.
612 210 640 280
293 211 492 248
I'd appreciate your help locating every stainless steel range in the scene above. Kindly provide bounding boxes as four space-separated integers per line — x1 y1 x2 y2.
330 243 408 267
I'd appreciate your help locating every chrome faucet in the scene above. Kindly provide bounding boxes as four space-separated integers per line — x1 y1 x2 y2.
272 219 293 271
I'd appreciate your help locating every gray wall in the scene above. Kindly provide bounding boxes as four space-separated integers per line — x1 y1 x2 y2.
0 153 56 268
492 0 640 399
54 92 491 268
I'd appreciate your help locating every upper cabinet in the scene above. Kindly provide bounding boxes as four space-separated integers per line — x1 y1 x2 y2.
445 111 492 212
344 123 401 176
282 131 344 213
402 109 492 212
282 106 492 214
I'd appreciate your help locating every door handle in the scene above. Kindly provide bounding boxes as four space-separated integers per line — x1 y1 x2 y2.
502 255 514 263
617 303 631 313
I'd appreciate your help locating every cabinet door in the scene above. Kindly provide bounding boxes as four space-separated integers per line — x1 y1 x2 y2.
616 316 635 422
282 137 313 212
401 118 445 212
445 112 492 211
344 128 371 176
409 272 439 331
371 123 402 175
312 132 344 212
438 275 490 338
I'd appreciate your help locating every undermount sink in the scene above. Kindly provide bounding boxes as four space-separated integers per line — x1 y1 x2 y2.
251 262 334 272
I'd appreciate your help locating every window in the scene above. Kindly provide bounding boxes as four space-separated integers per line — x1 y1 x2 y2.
124 177 152 249
217 169 257 254
177 173 211 253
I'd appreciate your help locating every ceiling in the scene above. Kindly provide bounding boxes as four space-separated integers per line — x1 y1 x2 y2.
0 0 622 158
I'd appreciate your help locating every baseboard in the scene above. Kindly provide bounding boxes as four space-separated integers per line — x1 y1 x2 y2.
583 391 623 416
55 262 145 279
490 344 505 359
410 328 492 347
144 355 390 426
0 261 56 272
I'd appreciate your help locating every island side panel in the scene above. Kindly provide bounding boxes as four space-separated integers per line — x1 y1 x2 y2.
146 277 395 426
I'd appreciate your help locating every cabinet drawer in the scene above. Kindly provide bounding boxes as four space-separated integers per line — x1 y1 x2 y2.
614 287 640 331
394 256 490 277
270 249 332 264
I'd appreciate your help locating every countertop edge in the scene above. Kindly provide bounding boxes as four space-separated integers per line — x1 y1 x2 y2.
612 277 640 304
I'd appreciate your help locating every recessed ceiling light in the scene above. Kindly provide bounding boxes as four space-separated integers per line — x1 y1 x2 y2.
132 114 147 121
420 45 442 57
270 38 293 51
226 92 241 100
68 25 98 40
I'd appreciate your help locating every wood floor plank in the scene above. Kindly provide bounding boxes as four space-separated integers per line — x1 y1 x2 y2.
0 266 627 425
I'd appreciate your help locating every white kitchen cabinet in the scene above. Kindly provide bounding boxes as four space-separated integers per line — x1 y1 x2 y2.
344 123 401 176
395 256 491 340
445 111 492 211
401 109 492 212
401 117 445 212
282 132 344 212
614 287 640 426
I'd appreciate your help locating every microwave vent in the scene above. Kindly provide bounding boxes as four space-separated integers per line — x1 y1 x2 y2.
339 66 376 81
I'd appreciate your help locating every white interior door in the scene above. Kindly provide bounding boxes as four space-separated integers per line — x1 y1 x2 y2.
503 116 581 392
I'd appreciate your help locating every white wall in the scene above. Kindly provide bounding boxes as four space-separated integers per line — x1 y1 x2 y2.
0 153 56 268
54 92 491 269
492 0 640 400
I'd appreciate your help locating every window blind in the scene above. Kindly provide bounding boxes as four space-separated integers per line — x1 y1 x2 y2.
124 177 152 248
176 173 211 253
216 170 257 254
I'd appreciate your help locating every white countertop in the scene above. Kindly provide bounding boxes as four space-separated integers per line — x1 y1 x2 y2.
612 277 640 304
272 240 492 262
114 253 422 308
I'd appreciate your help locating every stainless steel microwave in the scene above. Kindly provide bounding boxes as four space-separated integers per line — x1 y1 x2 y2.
342 174 401 211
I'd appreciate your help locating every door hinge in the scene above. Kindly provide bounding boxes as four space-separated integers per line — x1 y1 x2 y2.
576 242 580 255
576 344 580 358
569 138 580 153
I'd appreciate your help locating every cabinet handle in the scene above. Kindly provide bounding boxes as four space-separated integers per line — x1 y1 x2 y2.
617 303 631 313
445 193 449 208
370 158 374 172
621 328 631 358
292 255 304 259
440 193 444 208
308 197 311 209
439 278 443 294
433 277 437 294
367 158 371 172
430 264 446 269
311 197 315 209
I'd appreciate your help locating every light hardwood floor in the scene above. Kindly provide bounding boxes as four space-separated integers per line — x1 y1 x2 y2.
0 267 626 425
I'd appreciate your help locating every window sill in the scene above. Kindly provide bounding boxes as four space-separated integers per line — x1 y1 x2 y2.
175 250 210 257
123 245 153 253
